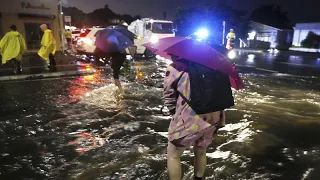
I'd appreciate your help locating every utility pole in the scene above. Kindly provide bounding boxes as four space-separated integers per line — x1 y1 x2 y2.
222 21 226 45
58 0 65 53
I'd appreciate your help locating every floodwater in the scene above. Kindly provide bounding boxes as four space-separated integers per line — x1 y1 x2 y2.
0 57 319 180
235 51 320 77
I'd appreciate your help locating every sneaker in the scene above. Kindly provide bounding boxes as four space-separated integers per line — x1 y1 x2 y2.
44 61 50 70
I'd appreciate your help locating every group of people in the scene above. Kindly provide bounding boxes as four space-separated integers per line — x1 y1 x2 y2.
1 22 236 180
0 24 57 74
0 22 130 98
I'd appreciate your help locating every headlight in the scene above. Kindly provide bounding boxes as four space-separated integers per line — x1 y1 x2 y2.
150 35 159 44
228 50 236 59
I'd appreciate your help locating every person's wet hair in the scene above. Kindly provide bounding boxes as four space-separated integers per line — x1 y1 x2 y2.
10 25 17 31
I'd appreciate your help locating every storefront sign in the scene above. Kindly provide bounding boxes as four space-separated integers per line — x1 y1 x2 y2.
21 1 50 10
64 16 71 23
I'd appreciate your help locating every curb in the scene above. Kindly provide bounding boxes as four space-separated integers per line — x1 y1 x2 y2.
0 69 96 81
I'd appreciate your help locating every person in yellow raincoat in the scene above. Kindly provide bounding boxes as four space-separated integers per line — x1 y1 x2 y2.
38 24 56 69
226 29 236 50
0 25 27 74
65 29 72 49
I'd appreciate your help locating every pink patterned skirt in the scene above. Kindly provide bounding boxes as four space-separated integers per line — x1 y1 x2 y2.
170 126 216 149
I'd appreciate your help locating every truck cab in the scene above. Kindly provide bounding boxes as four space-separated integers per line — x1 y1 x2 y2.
128 18 175 56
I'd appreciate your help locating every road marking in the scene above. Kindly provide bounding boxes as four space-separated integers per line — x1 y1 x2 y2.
278 62 319 68
273 73 319 79
235 64 255 68
255 68 278 73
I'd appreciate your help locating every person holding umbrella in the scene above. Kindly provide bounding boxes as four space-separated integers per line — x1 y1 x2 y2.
144 37 244 180
94 24 136 95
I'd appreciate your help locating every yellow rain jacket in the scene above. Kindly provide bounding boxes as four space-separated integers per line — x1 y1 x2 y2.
38 29 56 61
226 32 236 40
0 31 27 64
65 31 72 39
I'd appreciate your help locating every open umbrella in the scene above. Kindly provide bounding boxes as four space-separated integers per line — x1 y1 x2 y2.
95 25 135 53
144 36 185 59
144 37 245 90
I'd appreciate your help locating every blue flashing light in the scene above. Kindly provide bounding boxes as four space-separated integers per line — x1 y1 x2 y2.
194 28 209 39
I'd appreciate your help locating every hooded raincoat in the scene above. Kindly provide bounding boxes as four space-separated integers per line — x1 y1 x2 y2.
38 29 56 61
0 31 27 64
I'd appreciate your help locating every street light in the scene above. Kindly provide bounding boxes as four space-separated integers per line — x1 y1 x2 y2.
222 21 226 45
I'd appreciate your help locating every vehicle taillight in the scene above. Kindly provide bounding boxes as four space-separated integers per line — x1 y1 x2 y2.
80 29 91 37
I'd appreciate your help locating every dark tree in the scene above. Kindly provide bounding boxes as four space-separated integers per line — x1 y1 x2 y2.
62 5 141 28
301 31 320 48
119 14 132 24
249 4 291 29
62 7 89 27
88 4 118 26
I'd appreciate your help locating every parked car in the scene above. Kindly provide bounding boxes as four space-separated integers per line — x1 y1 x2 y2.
71 29 81 44
75 27 104 55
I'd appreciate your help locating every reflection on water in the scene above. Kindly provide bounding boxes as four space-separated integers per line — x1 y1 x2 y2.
0 59 319 179
246 54 256 66
56 69 104 103
289 55 303 64
236 52 320 77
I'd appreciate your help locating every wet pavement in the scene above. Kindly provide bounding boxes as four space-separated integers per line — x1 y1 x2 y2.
0 52 85 78
235 51 320 77
0 53 319 180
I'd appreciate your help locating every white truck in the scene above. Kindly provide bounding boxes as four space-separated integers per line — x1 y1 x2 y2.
128 18 175 57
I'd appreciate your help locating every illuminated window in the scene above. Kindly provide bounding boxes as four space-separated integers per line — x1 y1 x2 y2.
151 22 173 34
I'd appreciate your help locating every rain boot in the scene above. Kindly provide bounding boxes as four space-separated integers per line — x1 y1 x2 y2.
11 59 17 74
49 53 57 71
49 53 56 67
15 60 22 74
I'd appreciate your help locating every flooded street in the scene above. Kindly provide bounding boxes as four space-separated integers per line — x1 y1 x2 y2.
0 57 319 180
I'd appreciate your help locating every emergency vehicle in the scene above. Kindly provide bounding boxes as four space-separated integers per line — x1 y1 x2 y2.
128 18 175 57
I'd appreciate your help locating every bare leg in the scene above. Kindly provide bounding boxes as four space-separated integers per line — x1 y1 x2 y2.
114 79 124 95
194 146 207 179
167 142 185 180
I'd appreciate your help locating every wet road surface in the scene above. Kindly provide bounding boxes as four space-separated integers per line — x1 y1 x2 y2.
235 51 320 77
0 55 319 180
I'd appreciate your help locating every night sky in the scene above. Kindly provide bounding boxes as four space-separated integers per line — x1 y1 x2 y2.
64 0 320 23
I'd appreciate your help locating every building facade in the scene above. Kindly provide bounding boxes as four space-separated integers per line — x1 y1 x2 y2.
292 22 320 47
248 21 293 50
0 0 63 52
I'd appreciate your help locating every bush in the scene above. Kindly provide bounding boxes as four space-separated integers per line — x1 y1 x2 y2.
301 31 320 48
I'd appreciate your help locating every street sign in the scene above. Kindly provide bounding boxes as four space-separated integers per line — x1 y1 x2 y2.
64 16 71 23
